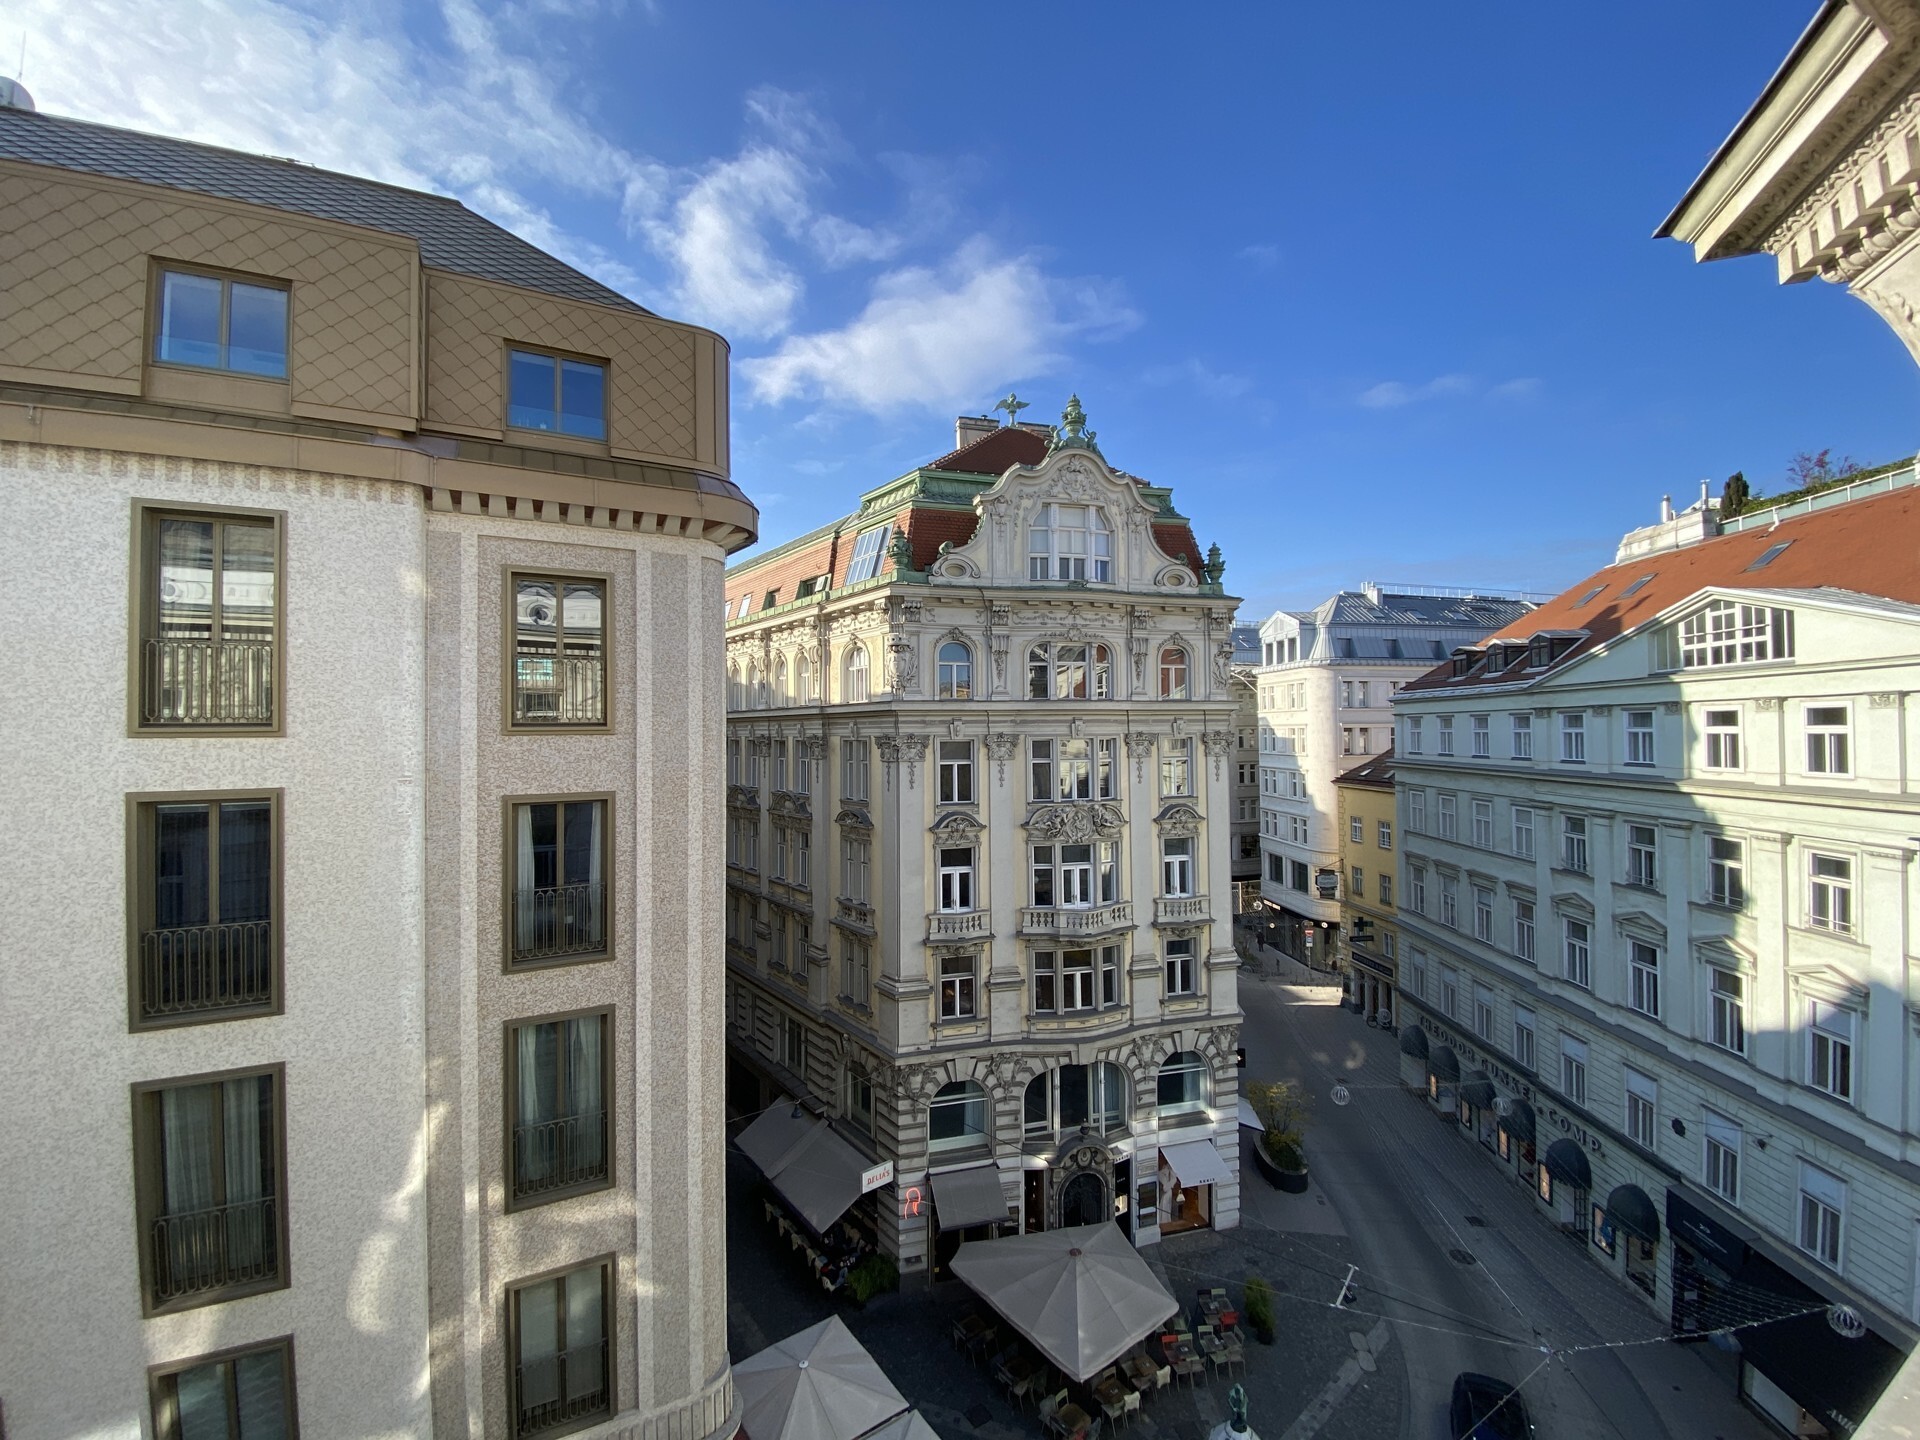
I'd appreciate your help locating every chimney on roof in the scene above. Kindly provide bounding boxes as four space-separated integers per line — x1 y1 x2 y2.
1661 495 1674 522
955 415 998 450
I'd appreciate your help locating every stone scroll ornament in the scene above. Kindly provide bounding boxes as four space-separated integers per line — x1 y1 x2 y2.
1201 730 1236 780
983 733 1019 783
1124 732 1156 782
875 733 930 787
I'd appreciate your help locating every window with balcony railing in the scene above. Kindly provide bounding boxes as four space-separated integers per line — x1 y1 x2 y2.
510 1011 611 1205
510 798 609 966
510 1259 612 1437
134 1069 284 1313
136 507 280 732
510 573 607 728
133 795 278 1026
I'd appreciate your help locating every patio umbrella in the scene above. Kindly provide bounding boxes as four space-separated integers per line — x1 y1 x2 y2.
857 1411 943 1440
949 1221 1179 1382
735 1315 908 1440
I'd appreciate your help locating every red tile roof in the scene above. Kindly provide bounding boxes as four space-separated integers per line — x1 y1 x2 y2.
926 426 1050 475
1402 482 1920 691
1336 749 1397 788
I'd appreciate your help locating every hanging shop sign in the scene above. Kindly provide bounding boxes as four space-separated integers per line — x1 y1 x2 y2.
861 1160 895 1195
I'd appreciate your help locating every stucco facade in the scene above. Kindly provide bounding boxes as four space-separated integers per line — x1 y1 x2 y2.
1390 478 1920 1436
721 410 1244 1284
0 100 751 1440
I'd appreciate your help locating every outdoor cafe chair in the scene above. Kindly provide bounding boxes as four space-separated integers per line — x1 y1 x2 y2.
1121 1391 1141 1429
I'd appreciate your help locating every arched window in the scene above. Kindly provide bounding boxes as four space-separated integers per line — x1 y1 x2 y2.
745 662 765 710
1028 503 1112 582
1159 645 1189 700
937 641 973 700
796 652 814 704
1027 641 1112 700
929 1079 989 1153
772 654 788 707
1024 1064 1128 1138
1157 1051 1209 1116
727 662 741 711
843 644 870 704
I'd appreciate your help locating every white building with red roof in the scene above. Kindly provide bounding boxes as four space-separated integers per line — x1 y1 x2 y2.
719 399 1247 1280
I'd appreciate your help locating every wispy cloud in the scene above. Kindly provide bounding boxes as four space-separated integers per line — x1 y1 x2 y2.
1356 373 1540 409
1142 358 1256 402
742 240 1137 413
1238 243 1282 269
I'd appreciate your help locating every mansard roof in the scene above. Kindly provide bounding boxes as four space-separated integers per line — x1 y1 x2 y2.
1401 474 1920 693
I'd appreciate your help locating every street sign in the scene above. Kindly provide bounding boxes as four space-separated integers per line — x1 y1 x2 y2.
860 1160 895 1195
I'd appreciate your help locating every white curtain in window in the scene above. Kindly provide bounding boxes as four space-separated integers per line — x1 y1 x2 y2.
570 1017 605 1173
223 1078 266 1271
519 1024 557 1188
516 808 538 954
586 802 604 945
161 1084 219 1217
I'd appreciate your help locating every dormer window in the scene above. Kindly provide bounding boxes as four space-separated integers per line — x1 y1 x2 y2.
845 524 892 583
155 268 289 379
1449 650 1478 678
1675 600 1793 669
1028 504 1111 582
508 347 607 440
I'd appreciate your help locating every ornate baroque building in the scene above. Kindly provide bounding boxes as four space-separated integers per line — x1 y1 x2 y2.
721 402 1244 1282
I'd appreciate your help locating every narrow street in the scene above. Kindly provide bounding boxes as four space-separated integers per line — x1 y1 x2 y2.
1241 968 1773 1440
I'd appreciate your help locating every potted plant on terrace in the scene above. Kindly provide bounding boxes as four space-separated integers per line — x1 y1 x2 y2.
1245 1079 1311 1193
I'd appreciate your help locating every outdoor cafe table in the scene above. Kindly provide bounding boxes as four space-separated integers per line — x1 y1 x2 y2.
1055 1402 1093 1438
1196 1296 1238 1329
1091 1375 1128 1412
1123 1354 1157 1392
1161 1336 1202 1384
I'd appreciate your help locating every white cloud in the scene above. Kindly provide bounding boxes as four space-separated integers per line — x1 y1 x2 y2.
1238 243 1281 269
1142 358 1255 402
741 240 1137 414
646 145 813 338
1354 373 1539 409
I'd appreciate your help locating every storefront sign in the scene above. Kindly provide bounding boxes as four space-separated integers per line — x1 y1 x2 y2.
1540 1105 1604 1158
861 1160 895 1195
1416 1017 1602 1157
900 1185 923 1219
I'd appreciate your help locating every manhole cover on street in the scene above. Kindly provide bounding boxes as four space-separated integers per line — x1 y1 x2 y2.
1448 1248 1477 1266
1464 1215 1488 1227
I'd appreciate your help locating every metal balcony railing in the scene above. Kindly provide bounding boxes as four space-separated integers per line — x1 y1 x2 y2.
515 1340 611 1436
139 921 274 1019
512 884 606 963
149 1196 279 1303
512 1110 609 1199
513 654 606 726
141 638 275 725
1018 901 1133 937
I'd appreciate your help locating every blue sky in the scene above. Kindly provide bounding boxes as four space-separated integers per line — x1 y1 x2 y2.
15 1 1918 617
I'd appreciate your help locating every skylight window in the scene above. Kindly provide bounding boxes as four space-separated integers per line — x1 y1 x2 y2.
1746 540 1792 571
845 524 892 583
1574 585 1606 607
1620 574 1655 598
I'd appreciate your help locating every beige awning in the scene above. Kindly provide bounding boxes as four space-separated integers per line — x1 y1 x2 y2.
738 1101 871 1235
736 1315 908 1440
857 1412 942 1440
1161 1138 1232 1188
950 1221 1179 1382
932 1163 1011 1231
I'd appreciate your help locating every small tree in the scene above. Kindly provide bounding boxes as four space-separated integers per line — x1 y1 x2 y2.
1785 449 1861 490
1242 1274 1277 1343
1244 1079 1310 1169
1720 471 1750 518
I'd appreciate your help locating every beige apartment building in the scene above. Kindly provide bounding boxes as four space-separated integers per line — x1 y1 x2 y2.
0 92 752 1440
720 405 1244 1286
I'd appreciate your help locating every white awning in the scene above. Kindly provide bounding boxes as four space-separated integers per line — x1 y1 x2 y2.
931 1164 1010 1231
1161 1138 1232 1188
1237 1097 1262 1131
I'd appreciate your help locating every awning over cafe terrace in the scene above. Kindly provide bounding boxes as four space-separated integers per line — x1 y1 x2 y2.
1428 1045 1460 1083
1606 1185 1660 1242
738 1101 872 1235
1400 1026 1429 1060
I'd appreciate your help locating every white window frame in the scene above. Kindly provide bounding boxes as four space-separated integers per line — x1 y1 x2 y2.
1624 1068 1657 1149
1703 1110 1741 1204
1808 852 1855 934
1797 1161 1846 1270
1471 799 1493 849
1805 704 1853 777
1350 816 1364 845
1378 821 1392 850
1561 814 1588 873
938 739 976 805
1703 709 1742 771
937 846 976 913
1628 941 1661 1020
939 953 977 1020
1512 805 1535 860
1513 898 1535 962
1027 503 1112 582
1406 716 1425 754
1473 983 1494 1040
1161 836 1196 897
1678 599 1793 669
1560 712 1586 763
1708 836 1745 908
845 524 892 583
1439 874 1458 929
1624 709 1655 766
1563 917 1591 989
1408 790 1427 833
1164 937 1198 997
1513 1006 1536 1071
1626 823 1658 889
1470 713 1490 758
1473 885 1493 942
1808 999 1855 1102
1437 716 1455 756
1510 712 1533 760
1436 792 1457 840
1559 1035 1588 1105
1160 737 1195 797
936 641 974 700
1708 968 1746 1055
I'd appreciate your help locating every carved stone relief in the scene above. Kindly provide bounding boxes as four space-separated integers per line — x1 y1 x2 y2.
1200 729 1235 780
1124 732 1156 782
1025 802 1127 843
984 733 1020 783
